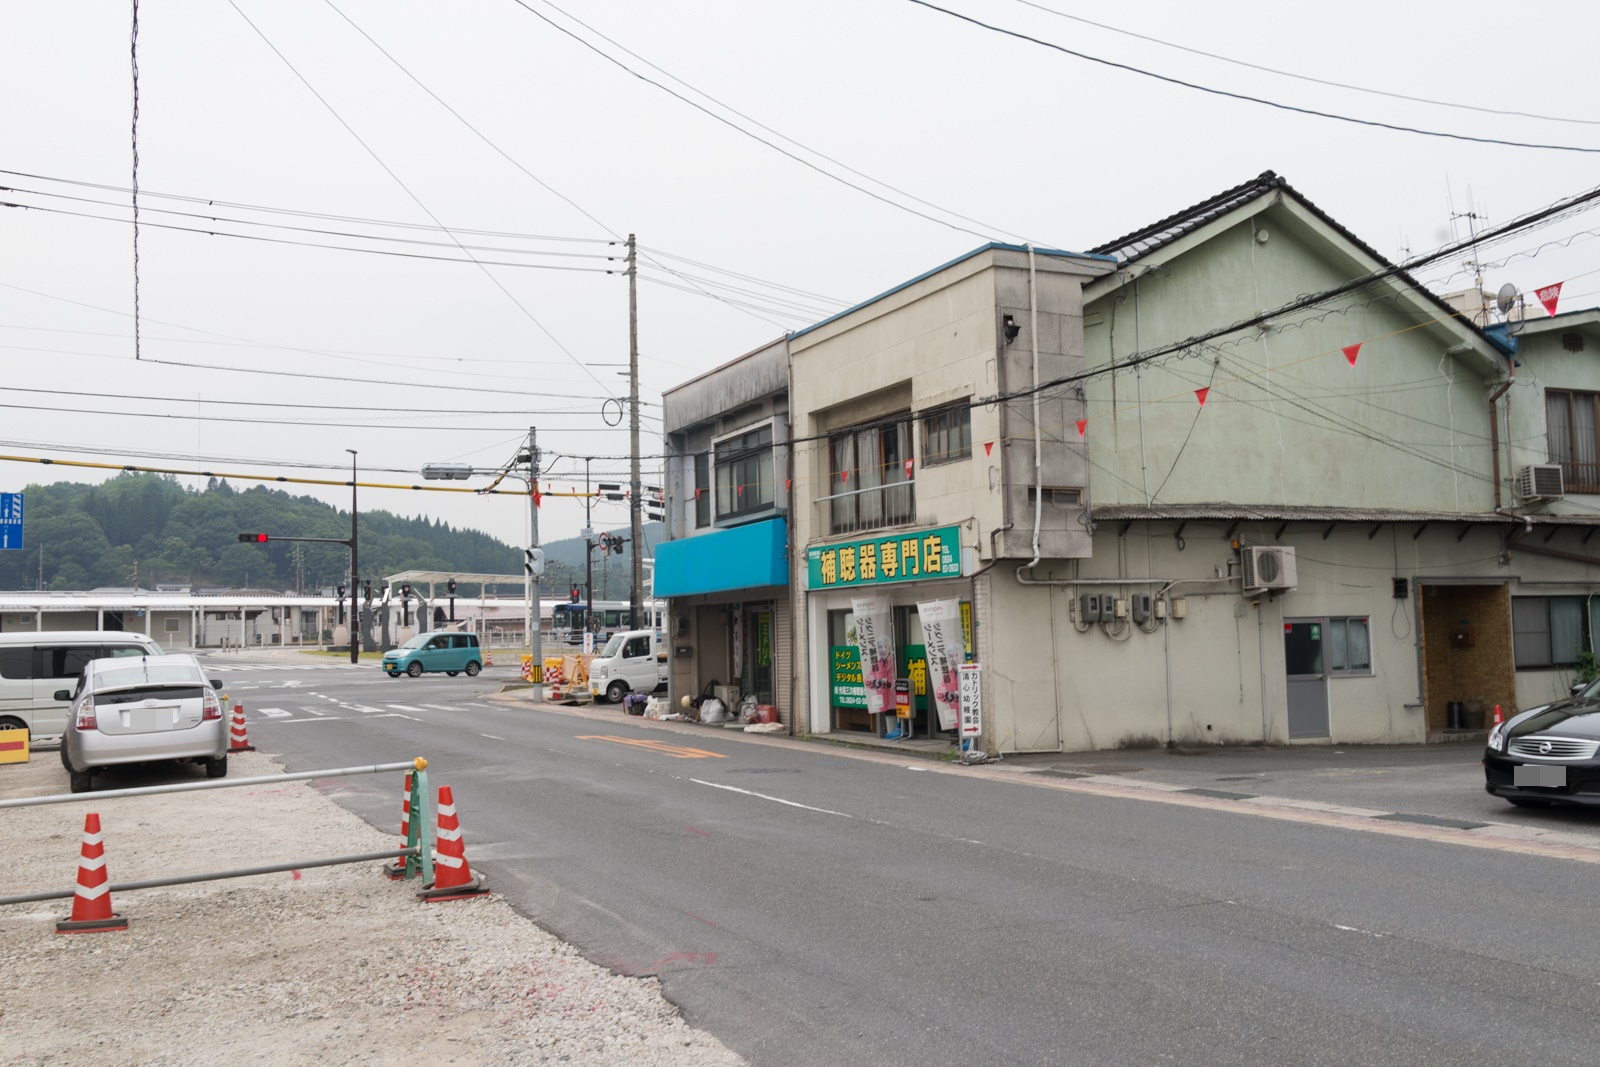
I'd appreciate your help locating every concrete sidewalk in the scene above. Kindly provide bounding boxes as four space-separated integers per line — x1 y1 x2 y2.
496 686 1600 853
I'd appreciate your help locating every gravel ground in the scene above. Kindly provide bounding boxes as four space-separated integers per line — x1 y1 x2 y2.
0 749 744 1067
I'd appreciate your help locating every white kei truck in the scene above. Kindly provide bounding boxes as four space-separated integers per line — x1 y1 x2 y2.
587 630 668 704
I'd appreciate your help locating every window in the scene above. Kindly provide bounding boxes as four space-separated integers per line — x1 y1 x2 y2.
921 404 971 466
1513 595 1593 668
715 425 773 520
1545 390 1600 493
1026 487 1083 506
1327 617 1372 675
829 418 914 535
0 648 31 680
693 452 711 527
42 646 100 680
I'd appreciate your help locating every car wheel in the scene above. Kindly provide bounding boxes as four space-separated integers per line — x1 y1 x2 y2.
407 662 423 678
606 680 629 704
69 768 93 794
446 671 459 677
1508 797 1552 808
0 715 24 733
465 661 481 677
387 670 401 678
206 754 228 779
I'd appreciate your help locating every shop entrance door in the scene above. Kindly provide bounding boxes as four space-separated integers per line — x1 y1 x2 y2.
893 604 932 737
1284 618 1330 739
746 608 774 706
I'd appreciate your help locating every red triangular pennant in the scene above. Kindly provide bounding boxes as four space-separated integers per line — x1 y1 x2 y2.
531 483 543 508
737 484 744 496
904 459 914 478
1195 387 1210 407
1343 343 1361 367
785 478 791 492
1076 419 1087 438
1537 282 1563 317
983 441 993 457
694 487 702 499
840 469 849 483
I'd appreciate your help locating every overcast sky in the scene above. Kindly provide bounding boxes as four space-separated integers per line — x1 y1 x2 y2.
3 0 1597 550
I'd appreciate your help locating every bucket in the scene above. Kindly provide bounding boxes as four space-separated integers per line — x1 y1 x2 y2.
755 704 778 724
1447 700 1465 730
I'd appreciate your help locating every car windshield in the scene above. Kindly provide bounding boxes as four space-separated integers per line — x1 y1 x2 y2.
95 663 202 691
600 634 625 658
1577 678 1600 700
399 635 429 650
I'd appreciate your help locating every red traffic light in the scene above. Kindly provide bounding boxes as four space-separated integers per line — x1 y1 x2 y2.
237 533 269 543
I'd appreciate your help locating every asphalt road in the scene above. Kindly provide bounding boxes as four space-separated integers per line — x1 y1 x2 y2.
199 652 1600 1066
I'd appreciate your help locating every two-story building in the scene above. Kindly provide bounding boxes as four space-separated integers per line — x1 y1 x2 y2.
655 339 793 723
659 173 1600 754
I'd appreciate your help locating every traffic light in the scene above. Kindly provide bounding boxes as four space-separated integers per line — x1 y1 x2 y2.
336 583 346 598
611 535 625 555
401 583 411 599
447 577 458 595
645 487 664 522
569 584 580 604
237 533 270 543
599 483 624 502
524 547 545 577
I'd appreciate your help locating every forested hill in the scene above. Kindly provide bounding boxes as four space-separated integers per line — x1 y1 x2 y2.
0 473 521 592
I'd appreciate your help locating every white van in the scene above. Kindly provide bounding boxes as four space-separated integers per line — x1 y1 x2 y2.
588 630 668 704
0 631 165 737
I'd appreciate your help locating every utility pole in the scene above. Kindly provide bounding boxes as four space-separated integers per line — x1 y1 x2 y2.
627 233 643 630
526 427 544 702
346 448 359 664
584 457 594 624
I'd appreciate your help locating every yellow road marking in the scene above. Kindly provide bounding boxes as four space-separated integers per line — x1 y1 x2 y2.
576 735 728 759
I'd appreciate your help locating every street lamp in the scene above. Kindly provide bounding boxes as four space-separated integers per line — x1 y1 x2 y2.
345 449 360 664
421 431 544 701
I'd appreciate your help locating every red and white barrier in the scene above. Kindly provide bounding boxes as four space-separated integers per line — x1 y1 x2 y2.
382 772 413 880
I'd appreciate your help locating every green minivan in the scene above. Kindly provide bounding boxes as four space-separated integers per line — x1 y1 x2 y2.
382 631 483 678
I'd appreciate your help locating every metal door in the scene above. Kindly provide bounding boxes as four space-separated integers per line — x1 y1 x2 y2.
1283 618 1330 739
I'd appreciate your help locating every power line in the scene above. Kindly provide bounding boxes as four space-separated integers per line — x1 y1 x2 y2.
1004 0 1600 128
224 0 620 397
904 0 1600 155
0 383 601 416
507 0 1016 242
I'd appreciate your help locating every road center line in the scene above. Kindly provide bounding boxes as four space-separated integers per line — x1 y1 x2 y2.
480 734 506 741
690 778 852 817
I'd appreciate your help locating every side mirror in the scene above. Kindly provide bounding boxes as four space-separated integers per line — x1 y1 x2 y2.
54 689 72 702
211 679 223 691
1571 682 1586 696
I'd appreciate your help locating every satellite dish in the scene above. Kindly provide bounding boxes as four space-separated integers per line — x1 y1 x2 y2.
1496 282 1521 318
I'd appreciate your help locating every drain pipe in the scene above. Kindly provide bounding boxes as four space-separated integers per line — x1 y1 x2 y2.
1025 245 1044 574
1488 361 1515 510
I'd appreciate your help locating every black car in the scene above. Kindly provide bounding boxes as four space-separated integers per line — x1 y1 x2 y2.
1484 684 1600 808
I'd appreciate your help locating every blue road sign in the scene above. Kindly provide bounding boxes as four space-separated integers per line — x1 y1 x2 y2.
0 492 22 551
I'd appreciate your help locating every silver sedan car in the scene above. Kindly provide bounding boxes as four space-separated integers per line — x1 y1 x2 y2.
59 654 229 793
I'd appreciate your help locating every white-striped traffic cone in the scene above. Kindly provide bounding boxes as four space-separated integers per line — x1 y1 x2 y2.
416 785 488 901
56 813 128 934
382 772 412 880
228 704 255 753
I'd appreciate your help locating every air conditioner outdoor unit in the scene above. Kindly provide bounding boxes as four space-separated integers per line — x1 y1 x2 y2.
1517 464 1564 501
1241 546 1297 594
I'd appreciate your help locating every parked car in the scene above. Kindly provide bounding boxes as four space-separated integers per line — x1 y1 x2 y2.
382 631 483 678
59 654 228 794
0 631 164 738
1484 682 1600 808
588 629 667 704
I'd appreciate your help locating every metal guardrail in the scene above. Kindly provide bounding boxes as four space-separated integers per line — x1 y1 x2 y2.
0 758 436 906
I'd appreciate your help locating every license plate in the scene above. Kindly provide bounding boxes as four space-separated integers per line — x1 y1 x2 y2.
131 706 177 731
1514 764 1567 788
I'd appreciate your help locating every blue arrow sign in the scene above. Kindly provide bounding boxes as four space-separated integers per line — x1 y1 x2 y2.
0 492 22 551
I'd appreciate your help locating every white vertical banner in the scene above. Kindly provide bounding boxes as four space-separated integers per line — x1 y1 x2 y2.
850 596 896 715
957 663 982 739
917 599 965 731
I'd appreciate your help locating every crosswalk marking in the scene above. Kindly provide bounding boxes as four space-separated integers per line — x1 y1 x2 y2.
575 735 728 760
204 663 373 673
386 704 427 713
257 707 292 718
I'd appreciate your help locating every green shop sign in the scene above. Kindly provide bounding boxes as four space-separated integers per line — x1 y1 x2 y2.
831 645 865 708
808 525 961 590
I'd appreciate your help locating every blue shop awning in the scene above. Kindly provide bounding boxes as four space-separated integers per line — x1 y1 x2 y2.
654 516 788 598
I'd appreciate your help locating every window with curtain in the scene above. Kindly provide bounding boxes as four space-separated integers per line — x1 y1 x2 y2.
1512 595 1591 668
1546 390 1600 493
1327 617 1372 676
714 425 774 521
828 418 914 534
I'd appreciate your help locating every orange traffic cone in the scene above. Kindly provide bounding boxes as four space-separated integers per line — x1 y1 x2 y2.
229 704 254 752
56 813 127 934
484 650 493 667
382 773 413 880
1491 705 1504 727
416 785 489 902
